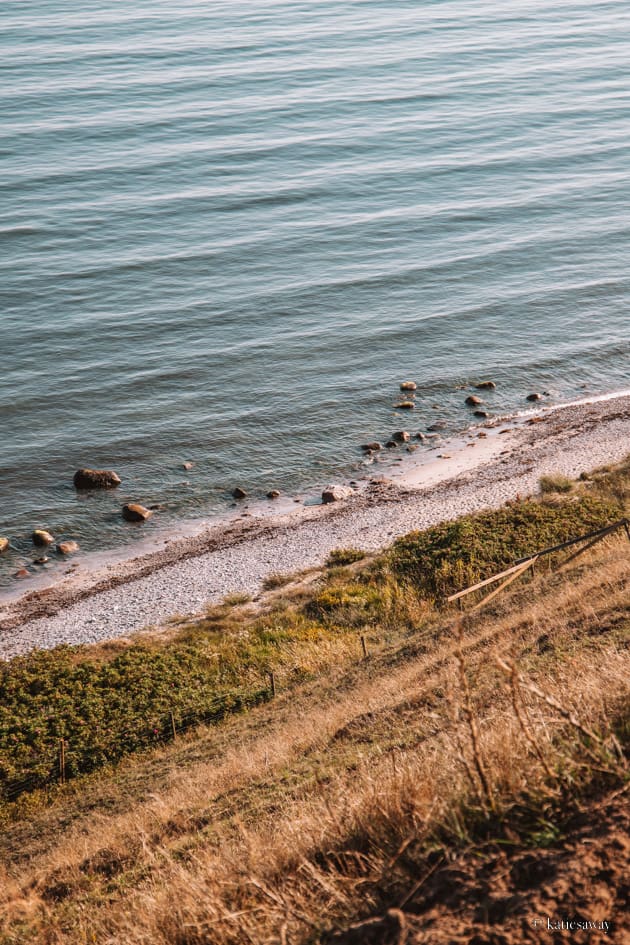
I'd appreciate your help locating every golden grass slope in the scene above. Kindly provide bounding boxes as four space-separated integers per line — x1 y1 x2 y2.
0 462 629 945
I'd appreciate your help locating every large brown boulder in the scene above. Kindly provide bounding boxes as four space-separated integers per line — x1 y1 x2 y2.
57 540 80 555
74 468 121 489
122 504 153 522
392 431 410 442
465 395 483 407
33 529 54 546
475 380 496 390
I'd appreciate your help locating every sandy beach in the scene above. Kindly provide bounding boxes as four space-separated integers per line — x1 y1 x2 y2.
1 392 629 660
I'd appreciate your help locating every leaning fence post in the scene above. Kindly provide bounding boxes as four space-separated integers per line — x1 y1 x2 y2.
170 710 177 741
59 739 66 785
360 635 368 659
269 672 276 697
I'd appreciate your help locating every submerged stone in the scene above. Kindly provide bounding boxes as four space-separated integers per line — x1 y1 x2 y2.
74 468 121 489
122 503 153 522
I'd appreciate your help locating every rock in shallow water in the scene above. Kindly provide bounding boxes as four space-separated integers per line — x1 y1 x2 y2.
33 529 54 546
122 504 153 522
361 442 382 452
527 392 543 402
0 537 9 553
321 485 353 504
74 468 121 489
475 380 496 390
232 487 247 500
392 431 410 442
267 489 281 499
57 540 80 555
465 395 483 407
394 401 415 410
399 381 417 391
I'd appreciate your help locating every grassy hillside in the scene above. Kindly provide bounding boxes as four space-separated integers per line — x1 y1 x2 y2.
0 457 628 944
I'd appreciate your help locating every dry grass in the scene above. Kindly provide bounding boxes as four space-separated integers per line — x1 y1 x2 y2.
1 530 628 944
539 473 574 494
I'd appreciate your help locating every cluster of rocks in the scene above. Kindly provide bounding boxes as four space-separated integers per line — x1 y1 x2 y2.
2 467 152 580
73 468 154 523
230 486 281 501
356 378 551 467
1 525 83 580
227 380 552 510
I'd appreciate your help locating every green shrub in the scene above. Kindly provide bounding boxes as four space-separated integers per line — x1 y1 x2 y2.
326 548 366 567
306 582 383 625
0 641 276 799
389 494 620 601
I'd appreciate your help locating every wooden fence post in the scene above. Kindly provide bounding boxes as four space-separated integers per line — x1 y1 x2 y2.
59 739 66 785
360 635 368 659
269 672 276 697
170 711 177 741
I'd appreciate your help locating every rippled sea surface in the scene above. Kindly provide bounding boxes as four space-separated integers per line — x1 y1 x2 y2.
1 0 630 584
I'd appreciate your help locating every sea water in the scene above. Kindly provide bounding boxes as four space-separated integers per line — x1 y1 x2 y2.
1 0 629 585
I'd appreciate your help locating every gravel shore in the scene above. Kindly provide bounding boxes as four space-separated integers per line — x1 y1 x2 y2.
1 393 629 660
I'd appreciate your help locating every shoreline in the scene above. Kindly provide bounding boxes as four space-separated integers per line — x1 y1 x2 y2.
1 391 630 660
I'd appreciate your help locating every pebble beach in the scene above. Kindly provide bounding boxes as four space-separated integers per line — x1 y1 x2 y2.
1 392 629 661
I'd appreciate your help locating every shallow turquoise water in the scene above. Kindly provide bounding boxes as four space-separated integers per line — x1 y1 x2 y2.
1 0 630 583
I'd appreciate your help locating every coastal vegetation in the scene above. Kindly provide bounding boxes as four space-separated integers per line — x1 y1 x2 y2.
0 456 628 943
539 472 574 494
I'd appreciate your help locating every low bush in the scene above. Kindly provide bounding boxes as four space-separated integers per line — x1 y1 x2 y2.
326 548 366 567
539 473 573 494
389 494 620 600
